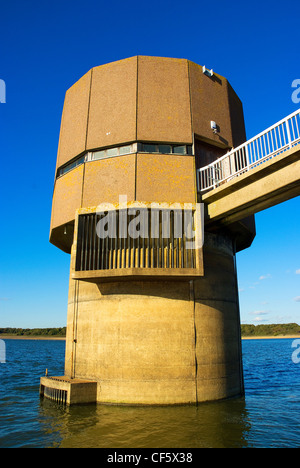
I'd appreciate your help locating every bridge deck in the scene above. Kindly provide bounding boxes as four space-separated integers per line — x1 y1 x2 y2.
202 145 300 226
198 109 300 194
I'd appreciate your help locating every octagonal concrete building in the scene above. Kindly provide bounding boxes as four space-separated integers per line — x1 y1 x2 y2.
42 56 255 405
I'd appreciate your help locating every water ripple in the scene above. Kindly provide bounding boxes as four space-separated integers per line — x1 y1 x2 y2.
1 338 300 447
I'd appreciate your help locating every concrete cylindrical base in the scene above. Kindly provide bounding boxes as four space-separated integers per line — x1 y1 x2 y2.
64 232 243 405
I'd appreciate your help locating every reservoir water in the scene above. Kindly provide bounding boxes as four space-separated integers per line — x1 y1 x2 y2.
0 338 300 448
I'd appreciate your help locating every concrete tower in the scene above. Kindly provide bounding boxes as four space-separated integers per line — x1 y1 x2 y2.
41 56 256 405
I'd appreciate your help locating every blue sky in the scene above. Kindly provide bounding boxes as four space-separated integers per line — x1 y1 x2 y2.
0 0 299 327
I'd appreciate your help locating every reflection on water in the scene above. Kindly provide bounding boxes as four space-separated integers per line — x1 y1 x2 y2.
38 397 251 448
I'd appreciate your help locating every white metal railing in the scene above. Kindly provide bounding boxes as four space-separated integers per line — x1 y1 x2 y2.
197 109 300 192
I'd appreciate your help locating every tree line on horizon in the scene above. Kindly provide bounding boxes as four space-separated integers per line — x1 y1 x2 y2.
0 327 67 337
241 323 300 336
0 324 300 337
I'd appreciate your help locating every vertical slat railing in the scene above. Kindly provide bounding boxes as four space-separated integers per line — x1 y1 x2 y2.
75 209 197 272
197 109 300 192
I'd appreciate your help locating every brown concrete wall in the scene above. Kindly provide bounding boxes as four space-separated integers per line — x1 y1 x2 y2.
55 56 246 173
86 57 138 150
189 61 246 150
82 154 136 207
64 231 242 405
227 81 247 147
50 165 84 230
137 56 193 144
136 153 196 203
56 70 92 168
51 152 197 247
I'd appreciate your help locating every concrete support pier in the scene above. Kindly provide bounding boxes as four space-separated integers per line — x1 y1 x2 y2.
62 232 243 405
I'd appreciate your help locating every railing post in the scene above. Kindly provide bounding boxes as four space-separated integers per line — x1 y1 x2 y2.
213 166 216 189
245 144 250 172
286 118 292 149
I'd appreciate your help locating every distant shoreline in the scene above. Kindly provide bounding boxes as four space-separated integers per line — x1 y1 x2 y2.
242 335 300 340
1 334 299 341
0 335 66 340
1 324 299 342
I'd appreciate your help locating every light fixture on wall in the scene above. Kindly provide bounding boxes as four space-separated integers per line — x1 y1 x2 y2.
203 66 213 77
211 121 219 134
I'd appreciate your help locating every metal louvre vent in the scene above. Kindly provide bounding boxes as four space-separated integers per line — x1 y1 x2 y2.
75 209 197 272
42 386 67 405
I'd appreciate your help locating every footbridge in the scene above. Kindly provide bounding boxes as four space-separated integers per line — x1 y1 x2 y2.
198 109 300 226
